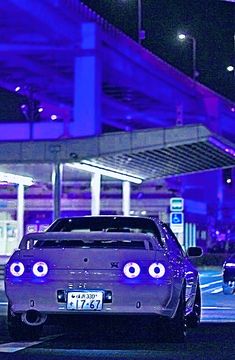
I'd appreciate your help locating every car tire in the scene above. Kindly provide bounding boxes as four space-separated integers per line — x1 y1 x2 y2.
223 283 234 295
8 306 43 341
186 285 201 328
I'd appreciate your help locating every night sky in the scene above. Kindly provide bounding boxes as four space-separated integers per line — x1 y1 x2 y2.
81 0 235 101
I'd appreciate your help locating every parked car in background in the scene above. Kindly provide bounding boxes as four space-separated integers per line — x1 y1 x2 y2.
5 216 202 342
222 253 235 295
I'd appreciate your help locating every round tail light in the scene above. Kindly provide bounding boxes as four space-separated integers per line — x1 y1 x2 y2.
32 261 48 277
148 262 165 279
123 262 140 278
10 262 25 277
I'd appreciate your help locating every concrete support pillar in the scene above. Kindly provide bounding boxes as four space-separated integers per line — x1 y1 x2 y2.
91 173 101 215
122 181 131 216
17 184 25 241
72 22 102 137
203 95 220 133
52 163 63 221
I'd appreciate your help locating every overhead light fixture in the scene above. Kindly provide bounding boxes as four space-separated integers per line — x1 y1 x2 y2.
67 162 143 184
0 172 34 186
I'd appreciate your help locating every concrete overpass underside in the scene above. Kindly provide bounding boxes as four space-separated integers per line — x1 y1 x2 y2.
0 125 234 182
0 0 234 141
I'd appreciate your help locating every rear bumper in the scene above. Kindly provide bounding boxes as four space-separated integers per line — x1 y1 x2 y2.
5 278 179 318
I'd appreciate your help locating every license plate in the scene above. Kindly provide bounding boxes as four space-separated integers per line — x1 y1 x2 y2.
67 291 104 311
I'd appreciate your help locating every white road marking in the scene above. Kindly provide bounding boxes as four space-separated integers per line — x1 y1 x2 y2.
0 341 42 353
200 280 222 289
211 273 223 277
0 334 62 353
200 273 220 277
211 287 223 294
202 306 233 310
0 302 7 305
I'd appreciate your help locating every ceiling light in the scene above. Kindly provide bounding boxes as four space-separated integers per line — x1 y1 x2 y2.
0 172 34 186
67 162 143 184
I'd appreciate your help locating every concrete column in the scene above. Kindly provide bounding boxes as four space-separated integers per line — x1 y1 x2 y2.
72 22 102 137
122 181 131 216
17 184 24 241
91 173 101 215
52 163 63 221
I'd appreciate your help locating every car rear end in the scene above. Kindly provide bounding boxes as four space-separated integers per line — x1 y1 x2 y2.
5 232 180 326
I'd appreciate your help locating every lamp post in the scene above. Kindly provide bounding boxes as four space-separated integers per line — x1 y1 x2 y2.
123 0 145 44
178 33 198 82
137 0 145 44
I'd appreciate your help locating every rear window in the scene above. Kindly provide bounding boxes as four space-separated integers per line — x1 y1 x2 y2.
48 217 160 238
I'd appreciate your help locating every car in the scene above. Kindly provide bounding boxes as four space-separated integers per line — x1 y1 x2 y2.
5 216 202 342
222 253 235 295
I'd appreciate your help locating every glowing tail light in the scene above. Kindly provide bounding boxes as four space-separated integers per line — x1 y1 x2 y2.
10 262 25 277
32 262 48 277
148 262 165 279
123 262 140 278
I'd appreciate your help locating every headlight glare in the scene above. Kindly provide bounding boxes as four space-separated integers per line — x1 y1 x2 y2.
10 262 25 277
123 262 140 278
149 262 165 279
32 261 48 277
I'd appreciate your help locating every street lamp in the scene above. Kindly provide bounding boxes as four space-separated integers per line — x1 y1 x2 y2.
137 0 145 44
226 65 234 72
178 33 198 82
123 0 145 44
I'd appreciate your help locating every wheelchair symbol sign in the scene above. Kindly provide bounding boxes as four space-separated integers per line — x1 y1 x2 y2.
170 212 184 225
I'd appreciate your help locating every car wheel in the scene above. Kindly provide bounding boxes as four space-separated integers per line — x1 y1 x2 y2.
8 306 43 341
161 287 187 343
223 283 234 295
186 285 201 328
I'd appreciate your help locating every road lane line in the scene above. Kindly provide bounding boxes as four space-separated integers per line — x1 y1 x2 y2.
0 341 43 353
202 306 234 310
211 273 223 277
0 334 62 353
200 280 222 288
211 287 223 294
0 302 7 305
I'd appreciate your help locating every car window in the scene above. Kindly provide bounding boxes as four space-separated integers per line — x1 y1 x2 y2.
47 216 163 247
159 222 185 256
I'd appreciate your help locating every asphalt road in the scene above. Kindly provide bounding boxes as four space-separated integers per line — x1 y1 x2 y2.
0 268 234 360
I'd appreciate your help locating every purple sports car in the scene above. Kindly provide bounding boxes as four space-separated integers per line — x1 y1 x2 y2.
5 216 202 342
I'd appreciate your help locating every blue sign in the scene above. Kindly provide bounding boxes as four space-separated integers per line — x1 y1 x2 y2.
170 212 184 225
170 197 184 212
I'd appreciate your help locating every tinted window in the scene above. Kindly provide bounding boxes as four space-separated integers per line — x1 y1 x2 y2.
48 216 163 246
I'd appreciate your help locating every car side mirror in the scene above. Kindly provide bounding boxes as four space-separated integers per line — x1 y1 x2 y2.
186 246 203 257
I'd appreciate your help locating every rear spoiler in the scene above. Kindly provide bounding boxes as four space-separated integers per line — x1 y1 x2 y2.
19 231 159 250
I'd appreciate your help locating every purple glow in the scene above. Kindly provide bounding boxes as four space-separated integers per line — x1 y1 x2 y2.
10 262 25 277
32 261 48 277
148 262 165 279
209 137 235 157
123 262 140 278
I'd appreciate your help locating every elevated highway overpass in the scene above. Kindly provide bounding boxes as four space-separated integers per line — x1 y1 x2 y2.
0 0 234 247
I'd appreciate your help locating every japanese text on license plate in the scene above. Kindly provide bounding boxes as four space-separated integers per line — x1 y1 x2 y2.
67 291 103 311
